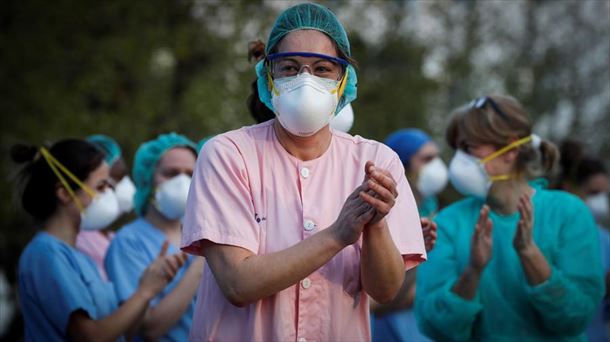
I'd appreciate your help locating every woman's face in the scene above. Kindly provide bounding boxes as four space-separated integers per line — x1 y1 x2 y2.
71 161 113 212
583 173 610 198
409 142 440 175
275 30 340 79
461 140 515 177
153 147 196 187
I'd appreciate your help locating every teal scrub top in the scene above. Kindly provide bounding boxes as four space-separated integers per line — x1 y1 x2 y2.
18 232 119 342
415 182 604 341
105 218 195 342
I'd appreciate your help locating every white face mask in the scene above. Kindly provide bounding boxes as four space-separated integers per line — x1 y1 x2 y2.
80 189 121 231
330 103 354 133
586 193 609 223
154 174 191 220
114 176 136 213
448 150 493 199
417 157 449 198
271 73 340 137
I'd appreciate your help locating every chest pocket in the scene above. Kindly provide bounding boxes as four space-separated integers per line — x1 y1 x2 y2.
76 257 117 319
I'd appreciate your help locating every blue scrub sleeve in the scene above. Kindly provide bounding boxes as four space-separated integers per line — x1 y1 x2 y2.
525 202 605 335
33 248 97 334
415 220 483 341
105 237 148 303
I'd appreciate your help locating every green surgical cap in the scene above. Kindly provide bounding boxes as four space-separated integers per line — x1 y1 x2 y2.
257 3 357 115
86 134 122 165
265 3 351 56
133 132 196 216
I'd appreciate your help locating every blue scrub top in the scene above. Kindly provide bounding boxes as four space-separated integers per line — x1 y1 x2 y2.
105 218 195 342
415 183 604 341
18 232 119 342
587 225 610 342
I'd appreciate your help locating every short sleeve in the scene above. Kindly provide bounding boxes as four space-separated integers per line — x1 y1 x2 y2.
181 135 261 256
105 236 148 302
30 247 97 334
384 153 426 269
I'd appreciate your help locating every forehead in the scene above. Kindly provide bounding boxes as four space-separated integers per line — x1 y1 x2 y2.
416 141 439 157
157 147 196 170
277 30 337 59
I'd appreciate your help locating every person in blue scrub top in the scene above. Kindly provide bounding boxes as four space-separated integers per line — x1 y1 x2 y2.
105 132 203 342
557 139 610 342
415 95 605 341
371 129 449 342
12 139 184 342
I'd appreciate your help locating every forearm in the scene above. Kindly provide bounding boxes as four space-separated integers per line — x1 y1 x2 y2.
452 266 481 300
370 268 416 315
518 244 551 286
141 258 204 339
204 226 345 306
361 220 405 303
71 290 152 342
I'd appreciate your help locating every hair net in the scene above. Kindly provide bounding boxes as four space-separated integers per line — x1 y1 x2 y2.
384 129 432 168
86 134 122 165
256 3 357 115
133 132 196 216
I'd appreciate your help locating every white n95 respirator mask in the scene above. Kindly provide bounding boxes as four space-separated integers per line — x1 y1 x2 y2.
448 150 500 200
154 174 191 220
417 157 449 198
114 176 136 213
80 189 121 231
330 103 354 133
271 73 340 137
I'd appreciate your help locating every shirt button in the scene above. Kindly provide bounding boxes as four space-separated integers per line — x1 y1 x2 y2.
298 338 307 342
301 278 311 289
303 220 315 231
300 167 310 178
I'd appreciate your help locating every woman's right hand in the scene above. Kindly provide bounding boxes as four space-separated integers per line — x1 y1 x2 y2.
332 184 376 247
469 205 493 272
138 241 188 299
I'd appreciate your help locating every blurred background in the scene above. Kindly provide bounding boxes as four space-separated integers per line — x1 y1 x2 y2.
0 0 608 339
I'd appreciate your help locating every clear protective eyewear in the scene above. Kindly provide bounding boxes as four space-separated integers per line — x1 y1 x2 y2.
266 52 348 81
470 96 509 122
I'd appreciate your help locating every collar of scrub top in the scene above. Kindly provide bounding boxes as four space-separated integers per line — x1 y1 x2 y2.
266 52 349 66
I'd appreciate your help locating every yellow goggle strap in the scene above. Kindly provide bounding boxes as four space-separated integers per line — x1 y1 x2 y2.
481 135 533 164
489 174 511 182
39 147 97 212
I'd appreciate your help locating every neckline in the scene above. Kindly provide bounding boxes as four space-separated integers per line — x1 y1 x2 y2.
271 121 335 166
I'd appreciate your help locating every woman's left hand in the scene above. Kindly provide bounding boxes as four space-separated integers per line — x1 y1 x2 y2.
513 194 535 253
360 161 398 226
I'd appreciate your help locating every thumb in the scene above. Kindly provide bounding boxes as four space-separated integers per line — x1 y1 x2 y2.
158 240 169 258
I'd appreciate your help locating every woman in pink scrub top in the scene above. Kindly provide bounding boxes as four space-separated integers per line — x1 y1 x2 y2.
181 3 426 341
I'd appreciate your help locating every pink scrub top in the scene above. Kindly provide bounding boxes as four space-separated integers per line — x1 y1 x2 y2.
76 230 114 281
181 120 426 342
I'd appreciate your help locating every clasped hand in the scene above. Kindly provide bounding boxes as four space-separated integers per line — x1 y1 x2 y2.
333 161 398 246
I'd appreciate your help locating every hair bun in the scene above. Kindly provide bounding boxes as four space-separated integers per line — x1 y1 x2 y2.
247 40 266 63
10 144 39 164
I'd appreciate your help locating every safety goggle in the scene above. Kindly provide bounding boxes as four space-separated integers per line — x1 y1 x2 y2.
266 52 348 80
470 96 509 122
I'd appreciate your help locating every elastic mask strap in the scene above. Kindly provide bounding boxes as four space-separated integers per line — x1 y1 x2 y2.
489 174 511 182
267 71 279 96
331 68 349 98
481 135 533 164
40 147 97 212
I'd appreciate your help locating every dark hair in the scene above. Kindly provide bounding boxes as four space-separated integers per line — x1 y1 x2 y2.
246 35 357 124
10 139 105 221
446 94 559 177
558 139 608 186
247 40 276 124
